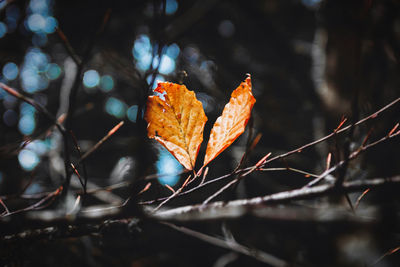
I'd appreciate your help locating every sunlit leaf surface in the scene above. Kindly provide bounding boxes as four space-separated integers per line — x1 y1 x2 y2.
203 76 256 167
145 82 207 170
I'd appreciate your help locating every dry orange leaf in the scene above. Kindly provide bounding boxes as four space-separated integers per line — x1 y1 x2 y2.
145 75 255 172
203 76 255 167
144 82 207 170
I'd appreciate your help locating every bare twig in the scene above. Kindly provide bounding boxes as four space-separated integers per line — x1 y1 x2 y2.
164 184 175 193
200 166 209 185
0 83 72 190
56 28 82 65
370 245 400 266
141 97 400 205
60 9 112 196
234 132 262 173
1 175 398 242
152 176 191 212
79 121 124 162
0 83 65 133
259 167 318 178
388 122 399 136
355 188 370 210
69 131 88 196
162 222 289 267
260 97 400 168
325 153 332 170
1 217 137 244
70 163 85 189
138 182 152 195
153 175 400 221
1 186 63 217
0 198 10 215
202 153 271 206
305 129 400 188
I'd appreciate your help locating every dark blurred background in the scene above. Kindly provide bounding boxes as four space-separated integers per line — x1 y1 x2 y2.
0 0 400 266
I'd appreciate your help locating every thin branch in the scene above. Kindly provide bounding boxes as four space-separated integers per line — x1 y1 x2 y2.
153 175 400 221
152 176 191 212
1 175 398 242
79 121 124 162
355 188 370 210
70 163 85 189
162 222 289 267
61 9 112 196
259 167 319 178
260 97 400 169
370 245 400 266
1 218 137 244
140 98 400 205
200 166 209 185
0 198 10 215
69 131 88 196
202 153 271 206
0 83 72 192
0 83 65 133
305 129 400 188
1 186 63 218
56 28 82 65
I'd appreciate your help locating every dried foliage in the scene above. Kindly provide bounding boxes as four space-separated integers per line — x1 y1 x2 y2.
204 76 255 167
145 76 255 171
145 82 207 170
0 1 400 266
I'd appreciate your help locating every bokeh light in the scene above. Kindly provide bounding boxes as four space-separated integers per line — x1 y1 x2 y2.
20 48 51 93
105 97 127 118
83 69 100 88
133 34 152 71
20 102 35 115
3 95 17 109
218 20 235 38
5 5 20 32
29 0 49 14
0 88 6 99
156 146 182 186
301 0 322 8
126 105 138 122
183 46 199 63
165 0 178 15
156 55 176 75
18 113 36 135
43 16 57 33
166 43 180 59
133 36 179 74
100 75 114 92
25 0 58 46
147 74 165 90
25 140 48 156
2 62 19 80
25 183 42 194
45 63 61 80
26 48 49 70
18 149 40 171
3 109 18 126
196 92 216 113
27 13 46 32
0 22 7 38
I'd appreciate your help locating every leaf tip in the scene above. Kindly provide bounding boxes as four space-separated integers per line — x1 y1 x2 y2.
245 73 252 86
